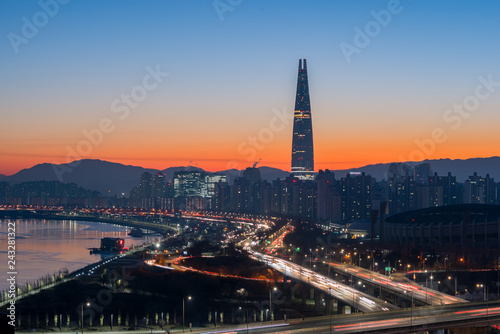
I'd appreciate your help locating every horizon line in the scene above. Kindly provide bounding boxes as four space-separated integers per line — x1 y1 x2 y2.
2 155 500 177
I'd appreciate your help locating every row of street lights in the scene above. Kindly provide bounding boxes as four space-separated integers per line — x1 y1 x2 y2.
182 296 191 333
79 297 193 333
79 285 288 332
79 295 278 332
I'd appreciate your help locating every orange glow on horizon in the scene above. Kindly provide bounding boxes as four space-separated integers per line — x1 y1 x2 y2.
2 143 499 177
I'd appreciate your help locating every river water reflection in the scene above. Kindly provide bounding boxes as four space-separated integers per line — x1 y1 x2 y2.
0 219 155 291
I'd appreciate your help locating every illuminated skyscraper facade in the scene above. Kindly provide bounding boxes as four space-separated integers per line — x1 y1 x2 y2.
291 59 314 180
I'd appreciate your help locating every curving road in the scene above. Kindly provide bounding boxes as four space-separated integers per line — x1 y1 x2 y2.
200 301 500 334
328 262 467 306
251 251 399 313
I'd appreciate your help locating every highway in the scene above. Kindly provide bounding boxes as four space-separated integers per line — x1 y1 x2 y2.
257 224 466 307
328 262 467 306
199 301 500 334
15 302 500 334
251 251 399 313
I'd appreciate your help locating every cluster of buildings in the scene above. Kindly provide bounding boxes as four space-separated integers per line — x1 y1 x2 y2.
127 163 500 229
2 59 499 246
128 170 227 212
0 180 107 207
117 59 500 232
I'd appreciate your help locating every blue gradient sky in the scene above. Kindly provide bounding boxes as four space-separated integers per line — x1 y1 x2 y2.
1 0 499 175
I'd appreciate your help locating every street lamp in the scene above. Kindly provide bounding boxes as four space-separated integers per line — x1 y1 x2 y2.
269 287 277 321
448 276 457 296
183 296 191 333
476 283 487 301
81 302 90 334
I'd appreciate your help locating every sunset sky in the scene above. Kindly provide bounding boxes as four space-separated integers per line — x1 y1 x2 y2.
1 1 500 176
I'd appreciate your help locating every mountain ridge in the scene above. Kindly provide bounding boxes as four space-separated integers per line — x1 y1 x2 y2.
2 157 499 195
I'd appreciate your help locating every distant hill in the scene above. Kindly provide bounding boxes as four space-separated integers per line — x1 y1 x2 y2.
161 166 205 181
1 160 291 195
2 157 499 196
334 164 390 181
427 157 500 181
334 157 500 182
0 174 5 181
217 166 290 184
217 168 241 185
258 166 291 181
2 160 158 196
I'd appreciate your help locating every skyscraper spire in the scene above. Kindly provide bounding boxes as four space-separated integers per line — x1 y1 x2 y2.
291 58 314 180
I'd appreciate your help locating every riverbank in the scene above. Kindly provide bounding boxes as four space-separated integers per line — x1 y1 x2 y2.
54 213 179 234
2 250 323 332
0 220 157 307
0 209 179 235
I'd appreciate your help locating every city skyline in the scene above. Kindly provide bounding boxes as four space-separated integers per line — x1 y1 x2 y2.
3 2 500 332
1 1 500 176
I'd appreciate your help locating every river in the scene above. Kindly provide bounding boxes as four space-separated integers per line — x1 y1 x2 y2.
0 219 156 291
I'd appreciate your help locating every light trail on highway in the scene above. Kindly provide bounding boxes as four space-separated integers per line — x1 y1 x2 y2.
250 251 398 313
329 262 467 306
200 301 500 334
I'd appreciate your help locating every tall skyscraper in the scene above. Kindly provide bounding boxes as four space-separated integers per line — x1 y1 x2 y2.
291 59 314 180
